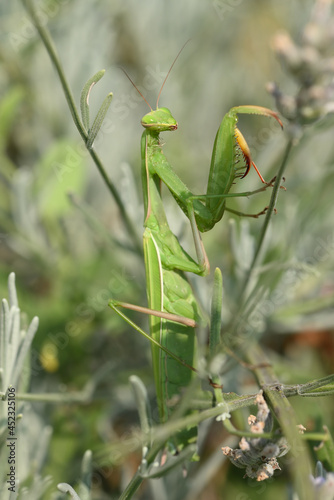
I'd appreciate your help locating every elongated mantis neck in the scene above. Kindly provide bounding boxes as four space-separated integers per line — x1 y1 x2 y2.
141 129 166 224
144 129 160 148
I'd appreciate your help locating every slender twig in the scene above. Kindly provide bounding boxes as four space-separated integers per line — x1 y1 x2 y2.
223 138 294 345
119 470 146 500
21 0 142 254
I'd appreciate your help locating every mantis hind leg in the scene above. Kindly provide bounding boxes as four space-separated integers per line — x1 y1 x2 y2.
108 299 198 373
225 206 271 218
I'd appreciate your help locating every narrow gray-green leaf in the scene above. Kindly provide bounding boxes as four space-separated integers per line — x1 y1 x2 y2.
57 483 81 499
80 69 105 132
209 267 223 358
12 316 39 388
130 375 152 437
86 92 113 149
78 450 92 500
8 272 18 308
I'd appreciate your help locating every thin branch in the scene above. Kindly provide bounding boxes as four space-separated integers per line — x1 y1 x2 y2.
21 0 142 254
240 138 294 302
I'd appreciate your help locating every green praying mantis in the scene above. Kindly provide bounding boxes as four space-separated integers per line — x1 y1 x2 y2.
108 62 283 452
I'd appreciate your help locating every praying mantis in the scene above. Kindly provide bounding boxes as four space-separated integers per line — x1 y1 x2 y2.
109 63 283 451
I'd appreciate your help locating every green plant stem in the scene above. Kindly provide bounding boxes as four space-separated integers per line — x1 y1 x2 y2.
238 138 313 500
240 138 294 303
223 138 294 347
21 0 141 254
119 470 145 500
96 390 329 463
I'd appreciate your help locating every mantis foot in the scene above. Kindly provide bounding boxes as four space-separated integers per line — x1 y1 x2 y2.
266 175 286 190
253 206 278 218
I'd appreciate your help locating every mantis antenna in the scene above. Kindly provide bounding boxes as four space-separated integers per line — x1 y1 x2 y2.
120 68 153 111
121 40 191 110
156 39 191 108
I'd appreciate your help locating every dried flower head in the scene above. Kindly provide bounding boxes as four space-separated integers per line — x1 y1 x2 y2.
267 0 334 137
221 391 289 481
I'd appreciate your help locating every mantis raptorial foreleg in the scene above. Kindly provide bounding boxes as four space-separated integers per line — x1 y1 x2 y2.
141 104 283 235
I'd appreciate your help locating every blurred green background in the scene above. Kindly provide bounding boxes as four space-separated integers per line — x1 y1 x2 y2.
1 0 334 498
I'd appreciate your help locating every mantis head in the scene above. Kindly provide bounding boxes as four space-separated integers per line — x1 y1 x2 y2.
141 107 178 132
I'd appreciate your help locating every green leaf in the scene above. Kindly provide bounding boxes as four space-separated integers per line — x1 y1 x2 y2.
80 69 105 132
86 93 113 149
314 426 334 471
